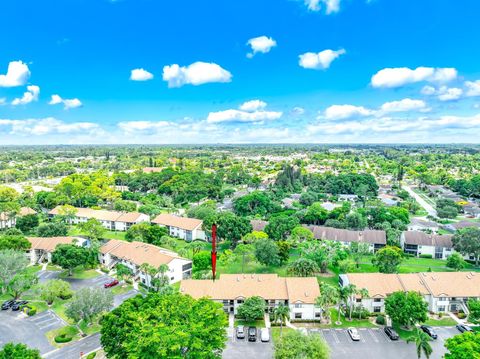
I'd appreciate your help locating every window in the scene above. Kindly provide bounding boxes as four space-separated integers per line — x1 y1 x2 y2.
237 300 244 304
356 298 362 303
373 307 381 313
182 263 192 271
374 298 382 302
438 306 445 312
315 312 321 318
295 313 302 319
294 304 303 308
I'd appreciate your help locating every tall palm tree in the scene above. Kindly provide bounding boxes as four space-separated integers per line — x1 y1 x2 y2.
407 328 433 359
341 284 358 321
139 263 157 289
315 283 339 323
273 305 290 337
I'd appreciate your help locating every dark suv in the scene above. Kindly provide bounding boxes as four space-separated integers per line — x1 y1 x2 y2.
12 301 28 311
384 326 399 340
420 325 438 339
456 324 473 333
248 327 257 342
1 300 15 310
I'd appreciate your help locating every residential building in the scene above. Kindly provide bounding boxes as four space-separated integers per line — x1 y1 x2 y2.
340 272 480 314
305 225 386 252
49 206 149 231
180 274 321 320
338 194 358 202
0 207 37 230
320 202 340 211
250 219 268 232
99 239 192 285
401 231 454 259
407 218 439 232
26 236 88 264
152 213 205 241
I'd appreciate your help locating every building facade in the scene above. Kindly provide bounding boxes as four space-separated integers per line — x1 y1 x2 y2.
26 236 88 264
400 231 454 260
152 213 206 241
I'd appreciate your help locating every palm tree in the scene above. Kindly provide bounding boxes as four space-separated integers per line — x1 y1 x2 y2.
357 288 369 320
273 305 290 337
139 263 157 289
315 283 339 323
341 284 358 321
407 328 433 359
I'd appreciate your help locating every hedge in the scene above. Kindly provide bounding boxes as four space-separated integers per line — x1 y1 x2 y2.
376 315 385 325
86 353 96 359
26 306 37 316
419 254 433 259
54 334 73 343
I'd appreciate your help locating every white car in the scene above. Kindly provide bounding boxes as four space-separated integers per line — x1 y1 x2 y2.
260 328 270 342
347 327 360 341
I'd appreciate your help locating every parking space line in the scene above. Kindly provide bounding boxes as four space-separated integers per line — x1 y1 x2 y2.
331 330 340 344
368 329 379 343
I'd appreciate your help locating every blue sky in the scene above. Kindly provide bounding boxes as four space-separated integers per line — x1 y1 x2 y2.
1 0 480 144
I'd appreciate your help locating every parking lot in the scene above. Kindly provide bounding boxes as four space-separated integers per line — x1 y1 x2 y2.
0 309 61 354
306 326 458 359
223 328 273 359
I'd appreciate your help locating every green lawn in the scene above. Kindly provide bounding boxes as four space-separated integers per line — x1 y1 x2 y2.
314 308 376 329
234 319 265 327
59 268 100 280
424 317 457 326
271 327 294 342
24 265 42 276
46 325 80 348
392 323 415 341
110 284 133 296
68 227 126 241
51 299 71 322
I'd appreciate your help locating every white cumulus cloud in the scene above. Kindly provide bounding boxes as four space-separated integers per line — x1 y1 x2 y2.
0 61 31 87
0 118 99 136
465 80 480 97
305 0 341 14
323 104 373 120
299 49 345 70
246 36 277 58
49 95 82 109
162 62 232 88
207 101 282 124
371 67 457 88
380 98 428 113
12 85 40 105
130 68 154 81
239 100 267 112
421 86 463 102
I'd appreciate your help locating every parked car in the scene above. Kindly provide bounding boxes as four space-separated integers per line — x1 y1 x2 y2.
260 328 270 342
104 279 119 288
456 324 473 333
248 327 257 342
1 300 15 310
420 325 438 339
12 301 28 311
384 326 399 340
347 327 360 341
236 325 245 339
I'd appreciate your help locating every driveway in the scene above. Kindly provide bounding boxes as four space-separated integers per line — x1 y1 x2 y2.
0 309 58 354
63 274 114 291
113 289 140 307
43 333 101 359
403 185 437 217
308 326 458 359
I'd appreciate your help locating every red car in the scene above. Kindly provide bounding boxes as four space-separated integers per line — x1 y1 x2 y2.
104 279 119 288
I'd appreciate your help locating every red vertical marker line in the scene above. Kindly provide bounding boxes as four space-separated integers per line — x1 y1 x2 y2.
211 223 217 281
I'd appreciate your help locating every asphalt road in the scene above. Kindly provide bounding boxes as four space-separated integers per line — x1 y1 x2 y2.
223 328 273 359
43 333 101 359
403 185 438 217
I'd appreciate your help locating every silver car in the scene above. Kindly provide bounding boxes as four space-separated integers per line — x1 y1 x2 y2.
347 327 360 341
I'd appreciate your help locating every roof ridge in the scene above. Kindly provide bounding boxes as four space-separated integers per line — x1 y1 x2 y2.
396 273 407 292
416 272 434 296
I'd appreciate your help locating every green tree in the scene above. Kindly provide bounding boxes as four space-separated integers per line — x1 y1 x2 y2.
51 244 90 276
407 328 433 359
452 227 480 266
467 299 480 324
349 241 370 268
0 234 31 251
287 258 319 277
39 279 73 304
15 214 39 233
233 243 254 272
0 343 41 359
233 191 277 216
302 202 328 225
372 245 403 273
193 251 211 271
115 263 133 282
345 212 367 230
273 305 290 337
444 332 480 359
385 291 428 329
78 218 106 242
446 252 467 271
315 283 339 323
216 212 252 248
254 238 281 266
0 250 28 294
289 226 314 245
338 258 356 274
300 241 340 273
274 330 329 359
8 272 37 299
237 296 266 322
101 293 227 358
66 287 114 324
242 231 268 244
265 214 299 241
36 222 68 237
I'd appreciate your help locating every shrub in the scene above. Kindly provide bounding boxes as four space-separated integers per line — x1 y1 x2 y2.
457 312 467 319
351 308 370 319
26 306 37 316
54 334 73 343
59 292 73 300
376 315 385 325
419 254 433 259
100 267 110 274
86 353 96 359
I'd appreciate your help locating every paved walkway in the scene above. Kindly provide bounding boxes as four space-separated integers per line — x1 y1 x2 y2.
403 185 437 217
264 313 271 328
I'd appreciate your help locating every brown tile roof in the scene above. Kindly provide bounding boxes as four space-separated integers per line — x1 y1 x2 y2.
345 272 480 299
250 220 268 232
180 274 319 304
0 207 37 221
49 206 145 223
403 231 453 248
100 239 187 267
452 221 480 230
306 225 386 245
27 236 79 252
152 213 202 231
